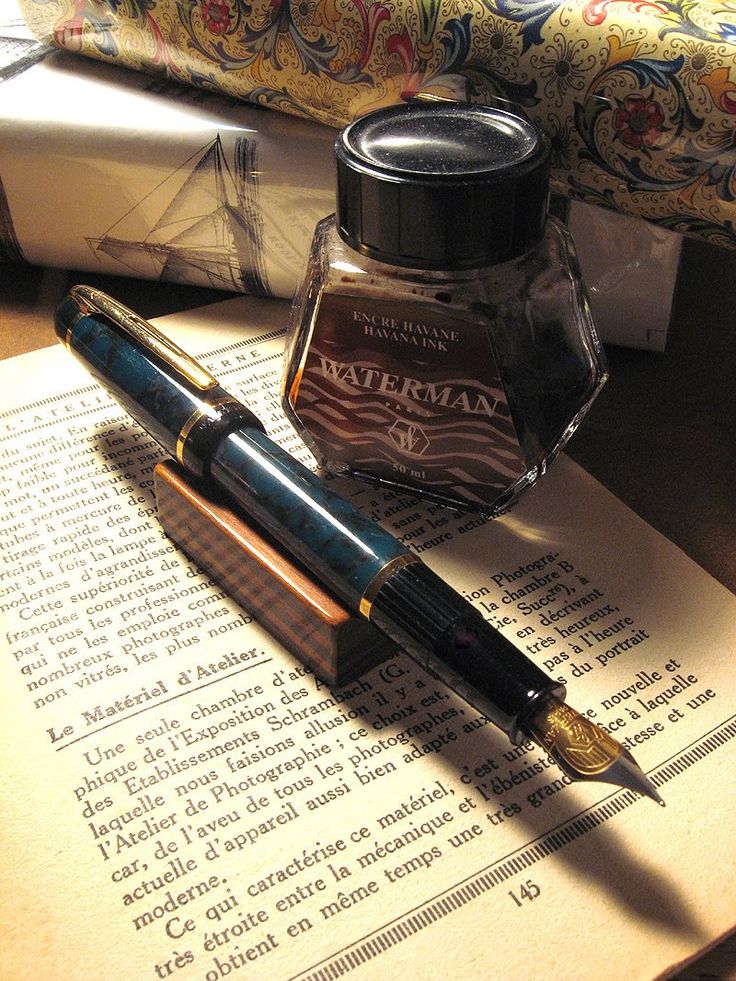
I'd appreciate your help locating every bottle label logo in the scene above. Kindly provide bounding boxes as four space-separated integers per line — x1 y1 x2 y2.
288 291 526 509
387 419 430 456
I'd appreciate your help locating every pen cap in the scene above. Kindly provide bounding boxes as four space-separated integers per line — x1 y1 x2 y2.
54 286 263 478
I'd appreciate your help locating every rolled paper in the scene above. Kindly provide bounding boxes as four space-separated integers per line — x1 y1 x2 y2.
18 0 736 247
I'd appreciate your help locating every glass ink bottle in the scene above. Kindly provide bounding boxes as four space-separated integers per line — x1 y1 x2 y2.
282 102 607 516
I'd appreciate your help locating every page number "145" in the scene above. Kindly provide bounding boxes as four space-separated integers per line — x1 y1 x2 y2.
508 879 541 907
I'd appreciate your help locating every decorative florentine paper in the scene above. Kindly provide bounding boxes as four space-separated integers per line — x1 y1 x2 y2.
18 0 736 247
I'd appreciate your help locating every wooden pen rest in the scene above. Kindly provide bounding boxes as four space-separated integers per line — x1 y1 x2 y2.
154 460 395 686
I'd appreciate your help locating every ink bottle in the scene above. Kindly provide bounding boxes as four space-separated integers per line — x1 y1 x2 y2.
282 102 607 516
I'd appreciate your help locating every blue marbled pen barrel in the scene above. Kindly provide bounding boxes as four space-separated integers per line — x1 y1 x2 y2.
55 286 559 743
55 285 407 610
209 429 411 608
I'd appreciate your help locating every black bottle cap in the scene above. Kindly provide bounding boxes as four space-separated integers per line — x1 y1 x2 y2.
335 102 551 270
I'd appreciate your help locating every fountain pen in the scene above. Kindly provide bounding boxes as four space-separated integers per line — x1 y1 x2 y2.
55 285 663 804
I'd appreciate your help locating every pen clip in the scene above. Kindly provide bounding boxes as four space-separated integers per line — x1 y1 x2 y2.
69 285 218 392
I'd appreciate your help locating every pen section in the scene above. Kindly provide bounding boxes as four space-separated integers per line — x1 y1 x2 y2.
369 559 562 741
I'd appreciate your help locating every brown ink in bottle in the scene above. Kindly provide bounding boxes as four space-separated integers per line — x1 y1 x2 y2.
282 102 607 515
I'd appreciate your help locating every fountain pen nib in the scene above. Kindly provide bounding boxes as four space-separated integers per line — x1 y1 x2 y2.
527 696 665 805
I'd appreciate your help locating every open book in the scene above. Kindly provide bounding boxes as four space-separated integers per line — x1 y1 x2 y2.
2 296 735 979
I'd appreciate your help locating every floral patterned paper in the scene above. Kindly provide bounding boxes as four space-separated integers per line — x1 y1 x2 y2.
19 0 736 246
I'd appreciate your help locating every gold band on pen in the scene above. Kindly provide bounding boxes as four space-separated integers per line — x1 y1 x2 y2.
359 553 421 618
63 308 86 351
176 394 245 464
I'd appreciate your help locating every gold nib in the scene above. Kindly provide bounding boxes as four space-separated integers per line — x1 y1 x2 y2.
527 696 665 805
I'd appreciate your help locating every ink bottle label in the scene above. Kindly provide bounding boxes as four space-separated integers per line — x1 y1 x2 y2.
286 291 526 508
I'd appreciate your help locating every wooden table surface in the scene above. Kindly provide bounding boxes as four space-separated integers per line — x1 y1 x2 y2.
1 243 735 977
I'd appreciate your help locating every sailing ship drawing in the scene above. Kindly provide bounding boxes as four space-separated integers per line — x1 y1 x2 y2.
87 134 271 296
0 13 48 82
0 173 25 263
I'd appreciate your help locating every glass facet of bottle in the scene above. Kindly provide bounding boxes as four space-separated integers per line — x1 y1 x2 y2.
282 103 607 517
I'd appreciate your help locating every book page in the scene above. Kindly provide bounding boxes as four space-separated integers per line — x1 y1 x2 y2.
1 296 735 981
